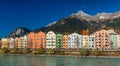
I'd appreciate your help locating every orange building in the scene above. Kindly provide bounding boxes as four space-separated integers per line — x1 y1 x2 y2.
62 35 68 49
36 31 46 49
27 32 36 49
27 31 46 49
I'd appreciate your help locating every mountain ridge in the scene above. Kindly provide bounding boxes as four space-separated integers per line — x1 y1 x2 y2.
6 10 120 38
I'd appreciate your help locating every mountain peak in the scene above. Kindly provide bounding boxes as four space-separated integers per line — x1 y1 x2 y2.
70 10 91 21
5 10 120 39
77 10 90 16
69 11 120 21
71 10 91 17
6 27 31 38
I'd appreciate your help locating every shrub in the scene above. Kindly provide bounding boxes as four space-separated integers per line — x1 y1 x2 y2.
0 47 9 54
9 48 18 54
91 49 101 56
55 49 65 55
32 48 45 54
79 48 89 56
22 48 30 54
48 49 55 55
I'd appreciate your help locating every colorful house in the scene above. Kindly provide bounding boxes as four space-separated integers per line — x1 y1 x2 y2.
94 30 111 50
56 34 63 49
9 38 14 48
88 34 95 49
19 36 24 48
117 35 120 49
62 35 68 49
68 33 82 49
81 29 89 48
82 35 89 48
1 38 9 48
27 32 36 49
36 31 46 48
0 39 1 48
46 31 56 49
14 37 20 48
110 33 117 49
23 35 28 48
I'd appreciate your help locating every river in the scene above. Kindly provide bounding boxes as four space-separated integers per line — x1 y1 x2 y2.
0 55 120 66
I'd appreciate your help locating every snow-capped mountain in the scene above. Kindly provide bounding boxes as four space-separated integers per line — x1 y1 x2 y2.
70 10 120 22
93 12 111 21
70 10 92 21
38 10 120 34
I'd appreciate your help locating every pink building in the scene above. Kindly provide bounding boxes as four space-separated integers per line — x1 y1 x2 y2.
94 30 111 50
14 37 20 48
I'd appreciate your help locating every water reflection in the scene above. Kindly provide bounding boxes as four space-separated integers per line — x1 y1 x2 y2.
0 55 120 66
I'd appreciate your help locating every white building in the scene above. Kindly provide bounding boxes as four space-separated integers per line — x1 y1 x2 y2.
46 31 56 49
88 34 95 49
117 35 120 49
110 34 117 49
68 33 82 49
23 35 28 48
9 38 14 48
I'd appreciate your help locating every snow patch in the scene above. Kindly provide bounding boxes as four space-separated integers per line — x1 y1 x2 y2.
46 21 57 27
99 16 105 19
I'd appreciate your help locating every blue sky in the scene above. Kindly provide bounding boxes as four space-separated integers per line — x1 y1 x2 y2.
0 0 120 38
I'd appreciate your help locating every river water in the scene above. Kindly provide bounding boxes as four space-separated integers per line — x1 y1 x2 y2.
0 55 120 66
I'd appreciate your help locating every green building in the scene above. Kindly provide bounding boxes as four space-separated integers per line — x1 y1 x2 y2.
110 33 117 49
56 34 63 49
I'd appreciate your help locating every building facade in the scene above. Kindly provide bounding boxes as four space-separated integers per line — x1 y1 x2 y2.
94 30 111 50
110 34 117 49
27 32 36 49
62 35 68 49
0 39 1 48
56 34 63 49
68 33 82 49
14 37 20 48
36 31 46 48
19 36 24 48
1 38 9 48
46 31 56 49
88 34 95 49
117 35 120 49
23 35 28 48
82 35 89 48
9 38 14 48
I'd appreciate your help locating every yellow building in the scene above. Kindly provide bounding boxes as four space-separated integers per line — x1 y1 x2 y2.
1 38 9 48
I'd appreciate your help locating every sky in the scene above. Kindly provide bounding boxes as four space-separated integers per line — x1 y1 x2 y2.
0 0 120 38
